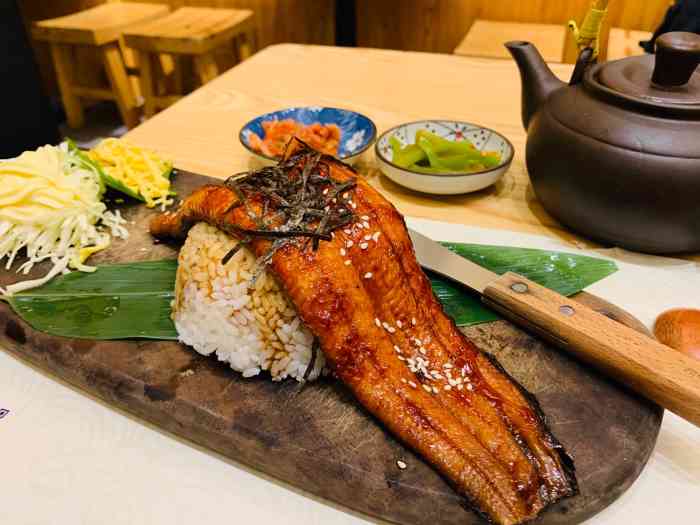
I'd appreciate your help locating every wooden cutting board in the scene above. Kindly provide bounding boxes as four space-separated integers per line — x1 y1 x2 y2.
0 171 662 525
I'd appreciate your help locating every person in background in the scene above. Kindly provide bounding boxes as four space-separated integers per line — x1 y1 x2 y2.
0 0 60 158
641 0 700 52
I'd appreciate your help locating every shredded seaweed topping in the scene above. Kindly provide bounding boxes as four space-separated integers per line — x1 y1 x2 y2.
221 243 244 266
302 339 320 383
222 149 353 383
223 150 357 260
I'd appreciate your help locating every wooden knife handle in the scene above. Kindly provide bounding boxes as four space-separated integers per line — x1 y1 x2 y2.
482 272 700 427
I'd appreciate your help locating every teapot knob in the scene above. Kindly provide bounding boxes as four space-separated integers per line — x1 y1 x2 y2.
651 32 700 88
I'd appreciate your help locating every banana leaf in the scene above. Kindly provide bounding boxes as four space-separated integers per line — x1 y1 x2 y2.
3 260 178 340
432 243 618 326
1 244 617 340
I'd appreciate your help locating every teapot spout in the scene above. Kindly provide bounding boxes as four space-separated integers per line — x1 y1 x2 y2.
505 41 565 130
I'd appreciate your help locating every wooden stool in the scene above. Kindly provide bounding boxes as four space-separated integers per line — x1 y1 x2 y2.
123 7 257 118
454 20 567 63
32 2 169 129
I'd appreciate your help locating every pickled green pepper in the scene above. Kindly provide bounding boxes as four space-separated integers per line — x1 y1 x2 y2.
388 130 502 173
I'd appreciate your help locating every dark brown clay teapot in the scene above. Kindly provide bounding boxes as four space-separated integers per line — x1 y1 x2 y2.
506 32 700 254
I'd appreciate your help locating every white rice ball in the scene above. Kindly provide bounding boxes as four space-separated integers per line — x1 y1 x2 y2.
173 222 323 382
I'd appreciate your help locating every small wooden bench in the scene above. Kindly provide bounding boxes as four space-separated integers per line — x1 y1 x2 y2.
453 20 568 63
123 7 257 118
32 2 170 129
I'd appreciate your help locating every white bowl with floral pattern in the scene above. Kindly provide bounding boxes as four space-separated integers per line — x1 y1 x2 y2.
375 120 514 195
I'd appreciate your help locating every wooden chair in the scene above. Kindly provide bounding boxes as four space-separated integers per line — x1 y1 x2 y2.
123 7 257 118
32 2 170 129
454 20 568 63
452 0 669 64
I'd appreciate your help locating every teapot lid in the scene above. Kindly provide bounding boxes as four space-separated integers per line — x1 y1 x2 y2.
596 32 700 107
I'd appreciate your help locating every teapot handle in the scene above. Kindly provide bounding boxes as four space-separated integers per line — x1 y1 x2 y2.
651 32 700 88
569 47 595 86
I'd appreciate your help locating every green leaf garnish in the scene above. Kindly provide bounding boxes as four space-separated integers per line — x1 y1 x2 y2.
431 243 618 326
2 244 617 339
4 260 178 340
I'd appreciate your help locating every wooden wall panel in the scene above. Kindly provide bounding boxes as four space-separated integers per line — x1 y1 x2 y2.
607 1 672 31
356 0 671 54
354 1 480 53
480 0 592 25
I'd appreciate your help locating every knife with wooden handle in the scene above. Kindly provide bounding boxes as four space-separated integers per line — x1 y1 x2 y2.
409 229 700 427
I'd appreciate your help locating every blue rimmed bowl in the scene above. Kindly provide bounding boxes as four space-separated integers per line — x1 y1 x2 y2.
239 107 376 165
375 120 514 195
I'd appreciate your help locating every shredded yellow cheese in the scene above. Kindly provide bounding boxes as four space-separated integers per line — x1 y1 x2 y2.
0 144 128 296
88 138 174 209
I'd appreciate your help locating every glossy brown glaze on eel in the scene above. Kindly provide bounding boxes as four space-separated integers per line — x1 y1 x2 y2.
150 139 577 525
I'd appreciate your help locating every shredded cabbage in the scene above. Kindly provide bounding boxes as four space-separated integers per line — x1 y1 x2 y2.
0 143 128 296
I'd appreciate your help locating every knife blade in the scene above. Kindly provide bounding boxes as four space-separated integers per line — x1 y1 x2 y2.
408 229 497 293
408 228 700 428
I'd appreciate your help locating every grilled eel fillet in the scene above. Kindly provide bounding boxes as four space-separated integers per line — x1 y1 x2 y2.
150 140 577 525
